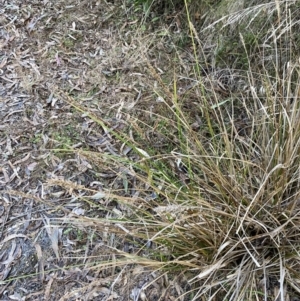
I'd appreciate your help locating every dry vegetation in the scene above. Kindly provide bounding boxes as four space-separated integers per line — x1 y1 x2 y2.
1 0 300 300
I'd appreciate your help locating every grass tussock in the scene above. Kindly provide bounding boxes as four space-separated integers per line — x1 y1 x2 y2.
64 68 300 298
47 1 300 300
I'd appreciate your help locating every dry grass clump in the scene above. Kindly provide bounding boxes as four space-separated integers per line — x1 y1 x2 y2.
114 64 300 300
51 1 300 300
63 58 300 299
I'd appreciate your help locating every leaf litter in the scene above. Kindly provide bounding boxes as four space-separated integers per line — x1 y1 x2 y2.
0 0 192 300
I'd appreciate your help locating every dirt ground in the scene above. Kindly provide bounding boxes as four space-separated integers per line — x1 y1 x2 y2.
0 0 199 300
